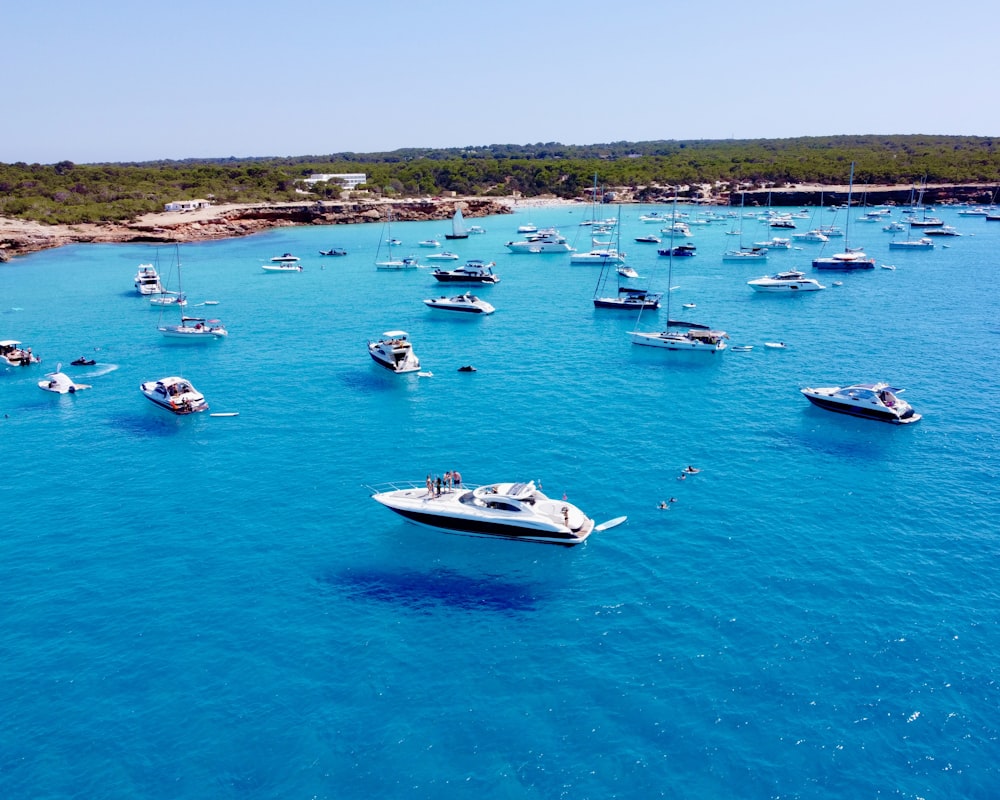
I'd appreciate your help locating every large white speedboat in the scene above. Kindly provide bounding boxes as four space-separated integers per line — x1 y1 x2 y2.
505 229 574 254
140 376 208 415
800 382 921 424
431 260 499 284
368 331 421 373
423 292 495 315
367 479 619 545
747 270 826 292
792 229 829 243
158 316 228 340
134 264 164 295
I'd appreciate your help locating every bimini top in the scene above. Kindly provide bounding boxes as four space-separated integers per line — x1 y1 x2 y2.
381 330 409 339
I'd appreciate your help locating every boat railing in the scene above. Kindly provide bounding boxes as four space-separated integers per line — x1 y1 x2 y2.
364 480 478 496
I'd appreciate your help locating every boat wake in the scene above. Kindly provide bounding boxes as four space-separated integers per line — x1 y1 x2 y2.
84 364 119 377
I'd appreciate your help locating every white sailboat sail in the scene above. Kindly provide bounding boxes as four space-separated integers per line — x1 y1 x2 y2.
445 206 468 240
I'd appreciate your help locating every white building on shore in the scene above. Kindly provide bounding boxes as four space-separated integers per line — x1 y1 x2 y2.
303 173 367 190
164 199 212 212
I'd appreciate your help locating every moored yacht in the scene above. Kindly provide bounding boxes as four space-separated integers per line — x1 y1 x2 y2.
747 270 826 292
367 479 613 545
0 340 40 366
628 327 728 352
889 237 934 250
431 260 499 284
423 292 495 314
368 330 421 373
570 246 626 265
134 264 164 295
158 316 228 340
505 229 574 253
800 382 920 424
140 376 208 414
593 287 661 310
811 249 875 270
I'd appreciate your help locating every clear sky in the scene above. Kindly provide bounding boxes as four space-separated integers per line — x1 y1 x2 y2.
4 0 997 164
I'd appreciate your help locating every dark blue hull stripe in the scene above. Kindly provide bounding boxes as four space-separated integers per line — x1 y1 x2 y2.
805 397 904 423
386 507 582 544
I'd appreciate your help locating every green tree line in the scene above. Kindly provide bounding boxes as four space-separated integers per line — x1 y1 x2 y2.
2 135 998 224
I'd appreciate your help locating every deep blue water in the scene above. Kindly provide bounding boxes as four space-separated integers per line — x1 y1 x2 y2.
1 202 998 798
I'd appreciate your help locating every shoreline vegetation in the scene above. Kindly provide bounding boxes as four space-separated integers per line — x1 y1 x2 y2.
1 182 995 260
3 132 1000 259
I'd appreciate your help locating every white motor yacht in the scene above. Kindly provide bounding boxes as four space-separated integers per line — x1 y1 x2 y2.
262 253 302 272
889 238 934 250
431 260 499 284
158 316 228 340
368 331 421 373
0 340 40 366
570 247 627 265
505 229 574 253
423 292 495 315
368 479 621 545
140 376 208 415
747 270 826 292
792 230 829 243
800 382 920 424
425 251 460 261
134 264 164 295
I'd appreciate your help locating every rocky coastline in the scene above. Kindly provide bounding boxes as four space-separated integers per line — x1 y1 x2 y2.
0 197 513 261
2 183 996 261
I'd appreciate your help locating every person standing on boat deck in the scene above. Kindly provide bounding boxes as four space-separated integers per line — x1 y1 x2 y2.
452 470 462 487
426 475 433 495
444 471 452 489
435 476 442 496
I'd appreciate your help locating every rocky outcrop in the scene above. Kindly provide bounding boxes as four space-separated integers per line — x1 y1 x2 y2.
0 198 511 259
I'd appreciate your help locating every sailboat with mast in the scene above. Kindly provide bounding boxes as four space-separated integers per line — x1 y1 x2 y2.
628 193 728 353
593 210 660 309
444 206 468 240
812 162 875 271
157 246 228 340
722 189 768 262
375 206 419 270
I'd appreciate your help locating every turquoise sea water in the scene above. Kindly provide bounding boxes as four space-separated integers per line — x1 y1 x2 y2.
1 203 998 798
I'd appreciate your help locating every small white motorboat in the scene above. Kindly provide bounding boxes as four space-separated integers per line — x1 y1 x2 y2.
158 316 228 340
149 291 187 307
617 266 639 278
425 251 460 261
262 262 303 272
764 342 787 349
140 376 208 414
39 370 91 394
423 292 495 315
418 239 441 248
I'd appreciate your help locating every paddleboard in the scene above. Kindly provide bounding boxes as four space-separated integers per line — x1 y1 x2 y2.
595 515 627 532
210 412 239 417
